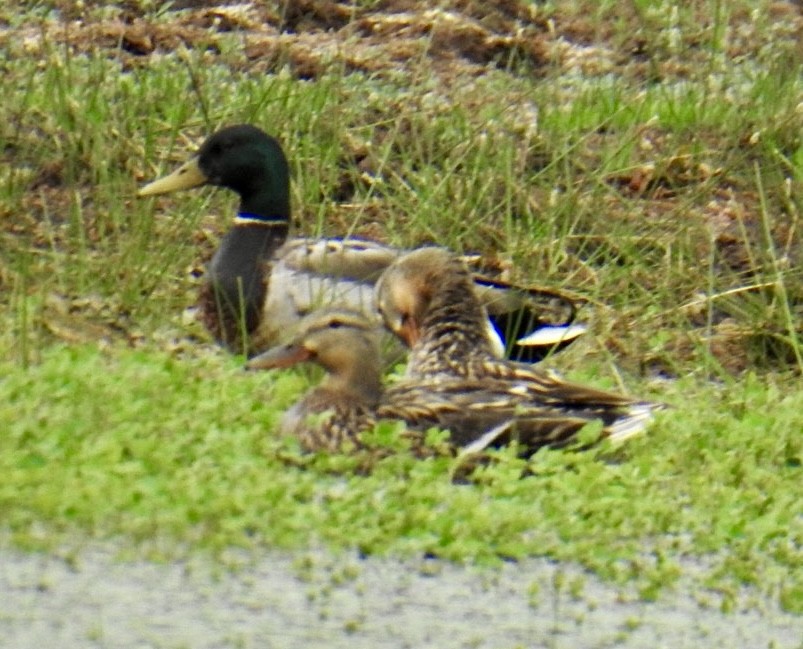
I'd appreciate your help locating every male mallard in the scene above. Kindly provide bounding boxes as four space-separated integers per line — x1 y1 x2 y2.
375 247 661 442
247 308 650 455
139 125 583 359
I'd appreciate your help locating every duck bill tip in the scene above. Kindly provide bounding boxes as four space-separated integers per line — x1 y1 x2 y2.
246 344 311 371
138 157 208 197
400 319 420 348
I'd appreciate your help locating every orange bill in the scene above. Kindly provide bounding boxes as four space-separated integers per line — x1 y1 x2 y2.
245 344 312 370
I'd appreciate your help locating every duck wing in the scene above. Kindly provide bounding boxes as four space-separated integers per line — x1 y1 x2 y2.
462 359 643 408
279 239 586 358
278 238 400 282
254 259 380 355
381 377 659 453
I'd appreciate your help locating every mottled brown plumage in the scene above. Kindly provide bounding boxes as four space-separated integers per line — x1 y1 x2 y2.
375 247 661 448
246 309 384 452
247 306 656 458
375 247 498 379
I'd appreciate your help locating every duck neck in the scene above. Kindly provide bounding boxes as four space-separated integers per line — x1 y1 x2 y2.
323 355 383 407
204 180 291 353
410 276 496 376
236 171 291 222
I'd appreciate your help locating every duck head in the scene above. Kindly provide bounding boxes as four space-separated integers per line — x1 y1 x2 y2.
139 124 290 219
374 247 490 350
246 308 383 404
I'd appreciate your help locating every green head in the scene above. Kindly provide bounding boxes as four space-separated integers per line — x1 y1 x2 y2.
139 124 291 218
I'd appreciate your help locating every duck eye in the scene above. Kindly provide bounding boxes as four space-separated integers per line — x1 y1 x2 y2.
328 319 344 329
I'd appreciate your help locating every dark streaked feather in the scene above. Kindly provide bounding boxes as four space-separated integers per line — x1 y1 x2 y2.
375 247 663 449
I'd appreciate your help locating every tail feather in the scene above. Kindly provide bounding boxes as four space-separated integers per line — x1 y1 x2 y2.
515 324 587 347
470 272 585 363
604 402 661 443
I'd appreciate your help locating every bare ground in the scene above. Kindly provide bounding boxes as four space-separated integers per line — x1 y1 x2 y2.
2 544 801 648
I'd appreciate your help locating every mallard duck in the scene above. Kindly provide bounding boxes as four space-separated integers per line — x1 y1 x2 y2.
375 247 661 443
245 308 385 452
139 125 583 359
247 308 650 455
243 307 447 454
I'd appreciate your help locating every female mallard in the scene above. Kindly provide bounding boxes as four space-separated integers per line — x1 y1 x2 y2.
245 308 385 452
139 125 583 359
247 308 650 455
375 247 661 444
243 307 448 454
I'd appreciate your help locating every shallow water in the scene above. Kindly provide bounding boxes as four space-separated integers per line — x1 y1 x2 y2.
1 545 800 648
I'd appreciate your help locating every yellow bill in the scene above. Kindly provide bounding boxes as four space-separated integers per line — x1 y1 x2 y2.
138 157 208 196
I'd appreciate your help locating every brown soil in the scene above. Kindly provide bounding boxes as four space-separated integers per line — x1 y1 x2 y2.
5 1 799 81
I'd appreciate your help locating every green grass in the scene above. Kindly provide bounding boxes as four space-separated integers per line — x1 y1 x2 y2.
1 344 801 612
0 0 801 611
